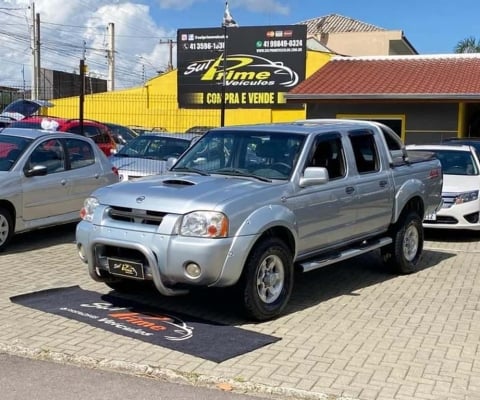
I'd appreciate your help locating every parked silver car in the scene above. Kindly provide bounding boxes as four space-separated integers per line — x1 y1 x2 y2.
110 132 197 181
0 127 119 251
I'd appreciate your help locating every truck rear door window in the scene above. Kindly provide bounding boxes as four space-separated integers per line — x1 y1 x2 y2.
348 130 379 174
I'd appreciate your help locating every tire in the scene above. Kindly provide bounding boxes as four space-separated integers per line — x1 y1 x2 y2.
238 237 294 321
0 207 13 252
382 211 424 274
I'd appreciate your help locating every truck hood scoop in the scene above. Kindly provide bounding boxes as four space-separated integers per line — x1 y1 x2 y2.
163 178 195 186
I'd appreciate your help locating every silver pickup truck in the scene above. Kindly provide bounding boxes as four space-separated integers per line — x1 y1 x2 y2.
76 119 442 321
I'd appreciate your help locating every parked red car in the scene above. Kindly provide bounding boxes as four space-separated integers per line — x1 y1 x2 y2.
9 117 117 156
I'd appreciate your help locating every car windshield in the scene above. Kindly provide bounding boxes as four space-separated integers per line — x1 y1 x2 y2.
172 130 305 180
115 135 190 160
0 135 33 171
420 149 478 175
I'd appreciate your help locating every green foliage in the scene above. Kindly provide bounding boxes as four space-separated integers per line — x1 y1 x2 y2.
454 36 480 53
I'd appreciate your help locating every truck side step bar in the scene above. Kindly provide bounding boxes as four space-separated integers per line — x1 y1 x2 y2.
298 237 393 273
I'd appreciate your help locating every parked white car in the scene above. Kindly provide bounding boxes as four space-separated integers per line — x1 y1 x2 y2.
110 132 197 181
407 143 480 230
0 127 119 251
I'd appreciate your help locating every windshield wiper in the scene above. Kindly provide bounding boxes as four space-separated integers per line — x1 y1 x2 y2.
172 167 210 176
215 168 272 182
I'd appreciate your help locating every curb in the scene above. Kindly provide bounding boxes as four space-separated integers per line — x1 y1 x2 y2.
0 343 359 400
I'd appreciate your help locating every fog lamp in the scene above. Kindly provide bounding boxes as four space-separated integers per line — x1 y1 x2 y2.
185 262 201 279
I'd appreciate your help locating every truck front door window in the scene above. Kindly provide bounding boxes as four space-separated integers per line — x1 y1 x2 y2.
309 137 346 180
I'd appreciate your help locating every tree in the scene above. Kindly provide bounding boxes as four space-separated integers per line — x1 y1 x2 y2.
454 36 480 53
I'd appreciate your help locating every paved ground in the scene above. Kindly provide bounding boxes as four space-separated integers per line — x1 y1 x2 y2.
1 223 480 400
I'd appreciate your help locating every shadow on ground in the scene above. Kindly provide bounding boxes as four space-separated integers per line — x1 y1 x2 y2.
3 222 459 325
3 222 77 254
103 248 455 326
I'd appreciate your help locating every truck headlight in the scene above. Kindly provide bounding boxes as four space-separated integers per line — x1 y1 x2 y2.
180 211 228 237
454 190 479 204
80 197 99 222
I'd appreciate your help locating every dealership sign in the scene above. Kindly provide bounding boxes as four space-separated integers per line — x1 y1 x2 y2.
177 25 306 108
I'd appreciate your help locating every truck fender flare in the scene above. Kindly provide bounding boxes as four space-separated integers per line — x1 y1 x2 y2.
219 205 298 285
235 204 298 241
393 178 425 223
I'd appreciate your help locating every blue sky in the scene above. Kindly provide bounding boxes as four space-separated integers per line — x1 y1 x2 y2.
153 0 479 54
0 0 478 89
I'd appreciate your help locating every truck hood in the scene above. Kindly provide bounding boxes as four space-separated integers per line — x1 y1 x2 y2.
442 174 480 193
95 174 282 213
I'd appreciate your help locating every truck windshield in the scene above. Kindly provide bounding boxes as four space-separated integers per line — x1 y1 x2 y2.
172 130 305 180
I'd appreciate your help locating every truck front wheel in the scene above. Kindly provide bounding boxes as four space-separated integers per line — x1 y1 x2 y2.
382 211 424 274
239 238 293 321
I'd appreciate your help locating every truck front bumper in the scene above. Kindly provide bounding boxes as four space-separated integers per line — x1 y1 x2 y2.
76 221 254 295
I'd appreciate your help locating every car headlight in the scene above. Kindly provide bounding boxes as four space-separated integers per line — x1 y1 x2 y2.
80 197 99 222
180 211 228 237
454 190 479 204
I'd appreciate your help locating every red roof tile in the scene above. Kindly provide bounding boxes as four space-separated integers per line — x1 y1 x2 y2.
297 14 385 36
287 54 480 100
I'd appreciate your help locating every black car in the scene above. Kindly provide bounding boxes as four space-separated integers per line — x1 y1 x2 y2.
103 122 139 147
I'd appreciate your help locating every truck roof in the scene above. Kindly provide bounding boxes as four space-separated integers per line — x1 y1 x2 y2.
212 119 385 135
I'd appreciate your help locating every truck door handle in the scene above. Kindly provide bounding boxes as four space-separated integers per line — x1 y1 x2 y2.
379 180 388 188
345 186 355 194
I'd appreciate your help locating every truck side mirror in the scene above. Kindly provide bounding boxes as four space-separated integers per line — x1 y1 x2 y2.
166 157 177 170
299 167 329 187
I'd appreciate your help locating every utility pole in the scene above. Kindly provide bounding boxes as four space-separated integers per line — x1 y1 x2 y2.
30 2 36 100
107 22 115 91
159 39 176 72
35 12 41 99
168 39 174 71
79 41 86 135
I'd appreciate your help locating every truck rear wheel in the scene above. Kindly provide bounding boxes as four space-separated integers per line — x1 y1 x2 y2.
382 211 423 274
239 237 293 321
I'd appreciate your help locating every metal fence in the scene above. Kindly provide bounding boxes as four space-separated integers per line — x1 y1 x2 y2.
1 85 305 133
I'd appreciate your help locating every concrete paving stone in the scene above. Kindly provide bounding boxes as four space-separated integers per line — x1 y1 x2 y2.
294 378 318 392
377 385 401 399
349 372 374 385
332 374 354 387
433 380 453 394
290 362 316 377
411 393 437 400
358 387 382 400
3 229 480 400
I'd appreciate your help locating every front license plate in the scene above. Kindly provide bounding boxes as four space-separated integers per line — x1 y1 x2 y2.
107 258 145 280
424 213 437 221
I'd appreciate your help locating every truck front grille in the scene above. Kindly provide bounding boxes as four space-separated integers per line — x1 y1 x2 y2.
108 206 166 225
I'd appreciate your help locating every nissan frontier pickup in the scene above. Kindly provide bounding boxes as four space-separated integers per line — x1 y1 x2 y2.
76 119 442 321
